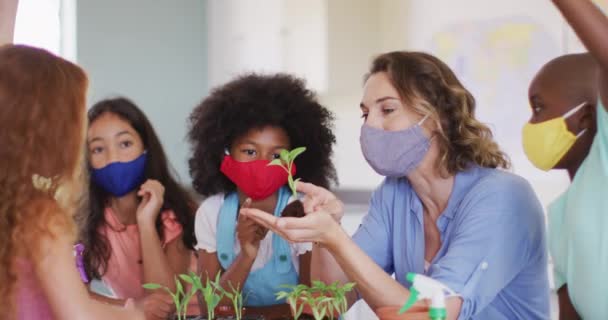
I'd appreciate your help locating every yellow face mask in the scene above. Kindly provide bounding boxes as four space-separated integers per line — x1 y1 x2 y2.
522 102 588 171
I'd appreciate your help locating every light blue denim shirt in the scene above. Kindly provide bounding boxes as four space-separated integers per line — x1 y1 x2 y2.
353 166 550 320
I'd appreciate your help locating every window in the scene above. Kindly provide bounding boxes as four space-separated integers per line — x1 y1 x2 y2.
14 0 76 60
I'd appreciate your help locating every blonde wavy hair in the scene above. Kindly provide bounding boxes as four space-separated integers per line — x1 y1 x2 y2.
367 51 510 176
0 45 88 316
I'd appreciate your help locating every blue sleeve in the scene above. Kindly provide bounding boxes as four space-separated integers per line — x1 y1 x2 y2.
427 174 548 319
352 179 395 275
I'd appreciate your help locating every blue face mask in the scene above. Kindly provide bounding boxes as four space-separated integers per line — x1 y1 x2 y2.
91 152 147 197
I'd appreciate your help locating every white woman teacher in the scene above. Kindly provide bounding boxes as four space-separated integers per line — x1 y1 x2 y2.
242 51 551 320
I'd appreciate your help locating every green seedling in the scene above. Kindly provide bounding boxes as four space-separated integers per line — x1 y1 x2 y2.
268 147 306 198
302 294 331 320
324 281 356 316
193 272 224 320
143 276 190 320
213 282 245 320
276 284 309 320
276 281 356 320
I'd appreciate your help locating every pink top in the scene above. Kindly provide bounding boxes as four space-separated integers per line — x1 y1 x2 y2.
16 258 54 320
100 207 183 299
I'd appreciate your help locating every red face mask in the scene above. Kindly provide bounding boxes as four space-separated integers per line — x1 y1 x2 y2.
220 155 296 200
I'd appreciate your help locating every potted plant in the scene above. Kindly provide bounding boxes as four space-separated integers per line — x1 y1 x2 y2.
275 280 356 320
268 147 307 218
145 272 268 320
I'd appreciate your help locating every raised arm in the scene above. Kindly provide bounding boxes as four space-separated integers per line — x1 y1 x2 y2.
0 0 18 45
553 0 608 110
137 180 190 291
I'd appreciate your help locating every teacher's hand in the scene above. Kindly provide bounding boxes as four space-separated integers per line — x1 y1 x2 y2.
297 181 344 222
240 181 344 247
240 205 340 247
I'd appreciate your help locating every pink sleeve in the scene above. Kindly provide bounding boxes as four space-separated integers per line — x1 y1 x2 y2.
161 210 183 245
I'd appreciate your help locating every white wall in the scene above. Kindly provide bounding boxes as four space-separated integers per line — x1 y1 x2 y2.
207 0 283 89
76 0 208 183
321 0 385 190
13 0 60 54
207 0 327 93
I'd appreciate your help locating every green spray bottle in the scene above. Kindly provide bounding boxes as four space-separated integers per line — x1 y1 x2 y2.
398 273 455 320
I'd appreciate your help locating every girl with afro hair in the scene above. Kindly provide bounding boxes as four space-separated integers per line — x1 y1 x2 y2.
188 73 337 310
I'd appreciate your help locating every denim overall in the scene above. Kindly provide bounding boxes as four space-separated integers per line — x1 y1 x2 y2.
216 186 299 306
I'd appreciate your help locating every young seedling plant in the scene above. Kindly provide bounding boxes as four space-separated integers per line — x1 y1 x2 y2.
323 280 356 317
269 147 307 218
213 282 245 320
275 280 356 320
276 284 308 320
268 147 306 198
144 271 225 320
143 276 191 320
195 272 224 320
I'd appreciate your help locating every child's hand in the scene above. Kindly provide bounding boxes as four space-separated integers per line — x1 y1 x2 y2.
123 298 145 320
133 291 174 320
237 199 266 260
136 179 165 226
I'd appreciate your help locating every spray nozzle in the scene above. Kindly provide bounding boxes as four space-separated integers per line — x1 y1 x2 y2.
398 273 454 318
398 287 419 314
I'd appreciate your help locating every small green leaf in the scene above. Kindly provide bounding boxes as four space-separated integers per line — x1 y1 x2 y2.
280 149 290 162
142 283 163 290
267 158 284 167
176 278 184 295
343 282 356 291
275 292 289 300
211 295 221 308
320 297 334 304
288 147 306 162
179 274 194 284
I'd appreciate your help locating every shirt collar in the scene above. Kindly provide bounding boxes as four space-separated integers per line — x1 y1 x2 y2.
408 165 480 221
